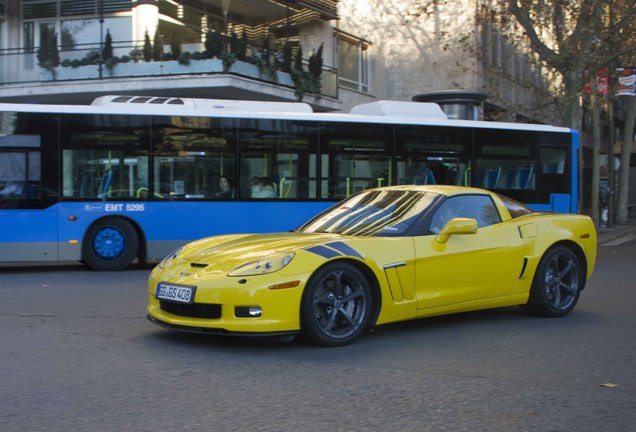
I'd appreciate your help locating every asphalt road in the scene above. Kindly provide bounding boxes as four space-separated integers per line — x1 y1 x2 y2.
1 234 635 432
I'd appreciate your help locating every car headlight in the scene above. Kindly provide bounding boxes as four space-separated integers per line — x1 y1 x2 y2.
228 252 295 277
158 246 184 269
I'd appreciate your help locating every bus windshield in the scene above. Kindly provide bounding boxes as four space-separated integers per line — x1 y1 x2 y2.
297 190 438 236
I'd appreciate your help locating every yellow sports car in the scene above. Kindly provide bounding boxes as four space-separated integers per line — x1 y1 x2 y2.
147 185 597 346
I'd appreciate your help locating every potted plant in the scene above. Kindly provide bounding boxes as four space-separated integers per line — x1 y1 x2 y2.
38 26 60 78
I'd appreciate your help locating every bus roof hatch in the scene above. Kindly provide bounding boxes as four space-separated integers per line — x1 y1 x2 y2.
91 95 314 114
350 100 447 120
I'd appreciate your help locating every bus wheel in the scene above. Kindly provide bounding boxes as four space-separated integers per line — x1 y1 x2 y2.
83 218 138 271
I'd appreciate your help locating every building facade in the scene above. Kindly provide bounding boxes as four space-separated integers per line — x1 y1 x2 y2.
0 0 558 123
336 0 560 123
0 0 356 111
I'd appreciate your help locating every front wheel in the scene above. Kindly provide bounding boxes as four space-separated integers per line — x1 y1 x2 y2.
301 262 372 347
83 218 139 271
523 245 582 317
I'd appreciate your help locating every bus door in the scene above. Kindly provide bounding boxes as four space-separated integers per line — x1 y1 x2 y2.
395 125 472 187
0 111 59 262
320 122 392 199
473 129 538 203
536 139 572 212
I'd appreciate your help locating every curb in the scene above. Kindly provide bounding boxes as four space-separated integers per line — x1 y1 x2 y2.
597 219 636 242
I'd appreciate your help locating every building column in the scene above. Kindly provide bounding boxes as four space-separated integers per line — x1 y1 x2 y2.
3 1 22 83
132 0 159 46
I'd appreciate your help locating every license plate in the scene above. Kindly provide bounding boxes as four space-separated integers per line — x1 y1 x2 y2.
156 282 196 304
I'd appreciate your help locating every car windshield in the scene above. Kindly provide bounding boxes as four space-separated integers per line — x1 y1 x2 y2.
297 190 438 236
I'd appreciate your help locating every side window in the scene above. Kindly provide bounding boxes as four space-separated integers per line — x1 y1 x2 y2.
238 118 318 200
153 116 236 200
61 114 151 199
429 195 501 233
321 122 391 200
498 194 533 218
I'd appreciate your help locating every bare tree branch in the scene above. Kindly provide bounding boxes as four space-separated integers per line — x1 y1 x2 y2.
507 0 566 70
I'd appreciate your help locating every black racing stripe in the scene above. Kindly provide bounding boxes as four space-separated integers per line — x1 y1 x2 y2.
326 241 364 260
306 245 342 259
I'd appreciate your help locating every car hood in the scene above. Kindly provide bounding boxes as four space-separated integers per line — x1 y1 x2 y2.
177 232 348 270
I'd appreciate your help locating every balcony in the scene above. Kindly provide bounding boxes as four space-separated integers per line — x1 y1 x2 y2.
0 40 340 110
0 0 342 110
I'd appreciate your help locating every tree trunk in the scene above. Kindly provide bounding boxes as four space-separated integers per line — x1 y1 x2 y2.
590 83 601 227
616 96 636 224
564 71 585 215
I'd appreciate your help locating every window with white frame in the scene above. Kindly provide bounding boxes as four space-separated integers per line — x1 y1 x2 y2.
21 0 132 55
337 33 369 94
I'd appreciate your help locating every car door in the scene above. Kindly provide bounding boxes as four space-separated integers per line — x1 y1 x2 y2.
414 194 527 310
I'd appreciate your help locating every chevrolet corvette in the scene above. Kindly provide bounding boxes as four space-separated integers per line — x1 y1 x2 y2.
147 185 597 346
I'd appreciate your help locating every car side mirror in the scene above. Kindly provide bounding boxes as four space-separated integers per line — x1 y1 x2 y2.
435 217 478 244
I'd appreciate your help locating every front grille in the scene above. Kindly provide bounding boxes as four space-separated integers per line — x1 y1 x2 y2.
160 301 221 319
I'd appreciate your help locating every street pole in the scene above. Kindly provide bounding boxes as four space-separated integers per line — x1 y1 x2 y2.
222 0 230 54
608 69 615 227
99 0 104 79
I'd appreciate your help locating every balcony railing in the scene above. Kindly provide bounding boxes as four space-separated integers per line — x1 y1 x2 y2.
0 40 338 101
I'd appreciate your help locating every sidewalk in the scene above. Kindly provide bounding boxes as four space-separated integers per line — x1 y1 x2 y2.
597 218 636 243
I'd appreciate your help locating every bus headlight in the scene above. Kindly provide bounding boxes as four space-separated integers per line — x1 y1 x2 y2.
228 252 295 277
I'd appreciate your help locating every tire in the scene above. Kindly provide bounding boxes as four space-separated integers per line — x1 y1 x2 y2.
523 245 582 317
301 262 372 347
83 218 138 271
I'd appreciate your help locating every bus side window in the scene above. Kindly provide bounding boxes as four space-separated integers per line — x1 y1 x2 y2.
0 152 34 199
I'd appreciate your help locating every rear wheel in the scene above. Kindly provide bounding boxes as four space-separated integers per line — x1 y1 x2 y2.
523 245 582 317
83 218 138 271
301 262 372 347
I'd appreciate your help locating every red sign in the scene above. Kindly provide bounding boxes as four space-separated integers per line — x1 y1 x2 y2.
616 67 636 97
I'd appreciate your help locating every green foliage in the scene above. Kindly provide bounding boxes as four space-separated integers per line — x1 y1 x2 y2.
263 34 271 66
102 29 115 70
152 31 163 61
237 29 248 61
293 46 303 72
222 52 237 70
229 31 239 58
281 41 293 73
308 43 323 79
205 30 224 58
170 34 182 60
291 69 321 101
291 45 321 101
143 30 152 62
37 26 60 72
128 48 143 62
178 51 192 65
102 29 114 62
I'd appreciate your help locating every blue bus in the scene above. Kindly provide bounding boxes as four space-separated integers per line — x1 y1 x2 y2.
0 96 578 270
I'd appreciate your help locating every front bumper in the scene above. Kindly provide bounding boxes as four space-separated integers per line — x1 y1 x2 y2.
147 267 309 334
146 314 300 337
